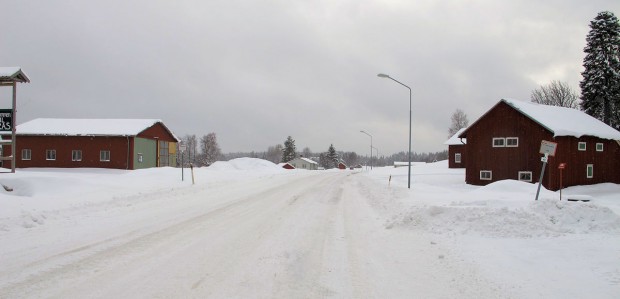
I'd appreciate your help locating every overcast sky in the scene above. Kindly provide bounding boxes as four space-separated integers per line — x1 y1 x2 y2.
2 0 619 156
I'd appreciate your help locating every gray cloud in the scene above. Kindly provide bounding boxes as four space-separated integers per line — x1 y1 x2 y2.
2 0 618 155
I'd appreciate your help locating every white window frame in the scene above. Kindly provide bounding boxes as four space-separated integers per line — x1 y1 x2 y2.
480 170 492 180
454 153 462 164
578 142 586 151
596 143 604 152
492 138 505 147
46 149 56 161
586 164 593 179
518 171 532 182
21 149 31 160
100 150 111 162
72 150 82 162
506 137 519 147
138 153 143 163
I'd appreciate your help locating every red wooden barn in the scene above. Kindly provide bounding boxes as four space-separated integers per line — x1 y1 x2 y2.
1 118 179 170
444 127 466 168
338 161 347 170
459 99 620 191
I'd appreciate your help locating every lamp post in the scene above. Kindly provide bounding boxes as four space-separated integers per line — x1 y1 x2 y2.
378 73 412 189
372 146 379 167
360 130 373 170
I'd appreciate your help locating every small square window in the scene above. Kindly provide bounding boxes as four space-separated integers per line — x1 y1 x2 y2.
138 153 143 163
596 143 603 152
492 138 505 147
480 170 492 180
518 171 532 182
586 164 593 178
455 153 462 163
100 150 111 162
72 150 82 162
578 142 586 151
506 137 519 147
21 149 31 160
46 149 56 161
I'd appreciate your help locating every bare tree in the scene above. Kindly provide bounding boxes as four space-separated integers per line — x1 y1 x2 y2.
265 144 283 163
302 147 312 158
180 134 198 166
531 80 579 109
200 132 222 166
448 109 469 137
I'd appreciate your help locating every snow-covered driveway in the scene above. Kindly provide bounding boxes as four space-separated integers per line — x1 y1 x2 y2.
0 169 505 298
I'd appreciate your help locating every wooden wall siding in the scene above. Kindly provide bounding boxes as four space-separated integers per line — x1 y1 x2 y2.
465 101 552 187
448 144 465 168
465 101 620 190
137 122 177 142
548 136 620 190
4 136 131 169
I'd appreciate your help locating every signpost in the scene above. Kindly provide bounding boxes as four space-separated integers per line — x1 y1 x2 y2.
558 163 566 201
535 140 557 201
179 143 186 181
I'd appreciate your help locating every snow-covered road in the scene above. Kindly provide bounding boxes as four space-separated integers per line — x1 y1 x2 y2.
1 170 507 298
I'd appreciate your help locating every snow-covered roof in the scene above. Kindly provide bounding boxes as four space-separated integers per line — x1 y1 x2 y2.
463 99 620 140
15 118 177 139
292 157 318 164
0 67 30 83
444 128 467 145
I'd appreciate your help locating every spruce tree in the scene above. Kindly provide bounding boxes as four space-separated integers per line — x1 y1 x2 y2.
326 144 339 169
281 136 297 163
580 11 620 129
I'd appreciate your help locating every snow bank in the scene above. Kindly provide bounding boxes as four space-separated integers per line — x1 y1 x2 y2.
208 158 283 171
386 198 620 237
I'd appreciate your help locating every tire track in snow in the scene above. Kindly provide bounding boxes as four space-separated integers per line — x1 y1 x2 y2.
0 171 341 298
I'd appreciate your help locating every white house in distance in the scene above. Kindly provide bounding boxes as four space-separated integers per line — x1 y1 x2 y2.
288 157 318 170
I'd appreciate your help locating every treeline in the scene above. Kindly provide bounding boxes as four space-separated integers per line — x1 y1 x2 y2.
223 149 448 167
177 133 447 168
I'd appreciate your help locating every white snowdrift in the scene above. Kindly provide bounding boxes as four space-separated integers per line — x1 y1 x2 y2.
208 157 283 171
386 198 620 237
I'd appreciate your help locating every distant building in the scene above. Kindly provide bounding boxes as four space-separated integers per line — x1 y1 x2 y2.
288 157 318 170
278 162 295 169
459 99 620 190
338 161 347 170
1 118 179 170
444 128 466 169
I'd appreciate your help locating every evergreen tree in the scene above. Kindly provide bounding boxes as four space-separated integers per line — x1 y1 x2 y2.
281 136 297 162
580 11 620 129
326 144 339 169
319 153 329 169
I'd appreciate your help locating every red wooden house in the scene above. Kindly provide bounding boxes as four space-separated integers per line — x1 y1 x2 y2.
459 99 620 191
338 161 347 170
1 118 179 170
444 128 466 168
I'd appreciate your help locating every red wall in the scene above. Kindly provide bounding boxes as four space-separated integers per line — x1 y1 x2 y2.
448 144 465 168
3 136 131 169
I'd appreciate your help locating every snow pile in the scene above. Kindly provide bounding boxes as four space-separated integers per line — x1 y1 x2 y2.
208 158 283 171
386 198 620 237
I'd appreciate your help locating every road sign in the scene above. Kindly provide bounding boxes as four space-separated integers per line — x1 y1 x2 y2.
179 143 187 153
539 140 557 156
0 109 13 132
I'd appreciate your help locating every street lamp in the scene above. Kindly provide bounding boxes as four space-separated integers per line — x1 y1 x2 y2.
372 146 379 167
360 130 373 170
377 73 412 189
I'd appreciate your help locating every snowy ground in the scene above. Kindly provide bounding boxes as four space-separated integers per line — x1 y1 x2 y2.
0 158 619 298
